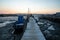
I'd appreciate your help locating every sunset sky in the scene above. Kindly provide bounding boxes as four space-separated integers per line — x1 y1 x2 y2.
0 0 60 14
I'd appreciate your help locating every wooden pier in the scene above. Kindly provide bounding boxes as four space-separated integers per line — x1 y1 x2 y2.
21 17 46 40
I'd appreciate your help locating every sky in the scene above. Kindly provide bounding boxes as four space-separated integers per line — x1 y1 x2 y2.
0 0 60 14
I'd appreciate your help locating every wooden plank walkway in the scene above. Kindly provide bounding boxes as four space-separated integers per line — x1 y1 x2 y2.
21 17 46 40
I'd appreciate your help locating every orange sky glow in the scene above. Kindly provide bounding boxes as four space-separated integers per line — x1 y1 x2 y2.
0 0 60 14
0 9 60 14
